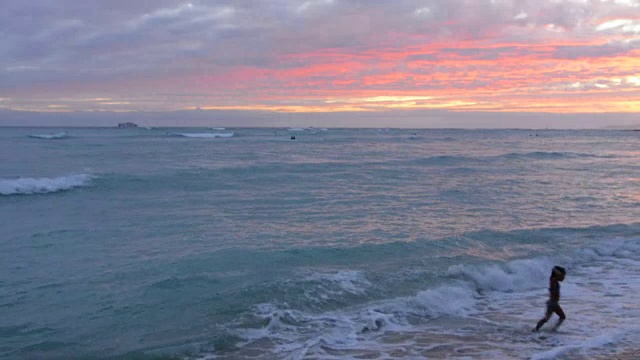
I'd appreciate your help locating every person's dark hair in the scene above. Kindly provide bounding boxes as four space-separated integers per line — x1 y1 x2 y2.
552 266 566 277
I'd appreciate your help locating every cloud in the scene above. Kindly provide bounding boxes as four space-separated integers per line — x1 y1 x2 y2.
1 0 640 116
553 40 640 59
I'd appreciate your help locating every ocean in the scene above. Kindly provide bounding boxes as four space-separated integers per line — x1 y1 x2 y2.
0 126 638 360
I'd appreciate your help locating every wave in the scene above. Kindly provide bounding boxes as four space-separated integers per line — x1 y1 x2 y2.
297 270 373 299
28 132 69 140
503 151 606 160
415 155 478 166
410 150 613 167
447 257 555 292
0 174 93 195
170 132 234 138
213 225 640 358
286 127 328 134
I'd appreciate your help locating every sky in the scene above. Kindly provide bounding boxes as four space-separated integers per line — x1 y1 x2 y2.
1 0 640 127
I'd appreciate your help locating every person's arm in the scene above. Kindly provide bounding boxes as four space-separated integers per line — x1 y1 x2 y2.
549 279 560 302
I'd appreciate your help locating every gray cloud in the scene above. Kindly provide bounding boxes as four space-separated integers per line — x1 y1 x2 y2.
553 39 640 59
1 0 640 112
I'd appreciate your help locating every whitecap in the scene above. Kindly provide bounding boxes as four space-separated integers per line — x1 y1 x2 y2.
28 132 69 139
0 174 93 195
171 132 234 138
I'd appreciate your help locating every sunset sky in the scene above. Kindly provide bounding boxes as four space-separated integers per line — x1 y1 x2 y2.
1 0 640 126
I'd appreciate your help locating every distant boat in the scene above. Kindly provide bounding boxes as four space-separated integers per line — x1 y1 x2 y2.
117 122 138 128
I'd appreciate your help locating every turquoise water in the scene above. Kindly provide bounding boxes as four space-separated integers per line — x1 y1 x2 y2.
1 127 638 359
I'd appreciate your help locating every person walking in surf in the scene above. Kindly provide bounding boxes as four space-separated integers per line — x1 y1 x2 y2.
533 266 566 332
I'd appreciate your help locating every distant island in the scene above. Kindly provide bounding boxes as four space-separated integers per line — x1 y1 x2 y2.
117 122 138 128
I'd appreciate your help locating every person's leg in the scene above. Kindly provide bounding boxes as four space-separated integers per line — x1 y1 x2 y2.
534 308 552 332
552 305 566 331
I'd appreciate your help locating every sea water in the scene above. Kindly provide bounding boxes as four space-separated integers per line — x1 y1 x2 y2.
0 127 638 359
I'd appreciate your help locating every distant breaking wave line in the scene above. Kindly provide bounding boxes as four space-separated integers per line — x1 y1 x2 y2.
502 151 609 159
171 132 234 138
28 132 69 139
0 174 93 195
413 151 612 166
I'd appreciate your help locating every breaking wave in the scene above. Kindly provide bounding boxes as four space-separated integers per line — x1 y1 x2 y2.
170 132 234 138
212 228 639 359
0 174 93 195
502 151 608 159
28 132 69 140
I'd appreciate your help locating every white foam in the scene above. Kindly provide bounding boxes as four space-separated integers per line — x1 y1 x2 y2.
448 258 552 292
530 330 620 360
488 238 640 358
411 284 476 317
28 132 69 139
233 282 480 357
222 238 640 359
172 132 234 138
0 174 93 195
305 270 371 295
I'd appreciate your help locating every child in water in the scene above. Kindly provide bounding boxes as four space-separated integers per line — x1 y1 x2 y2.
533 266 566 332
